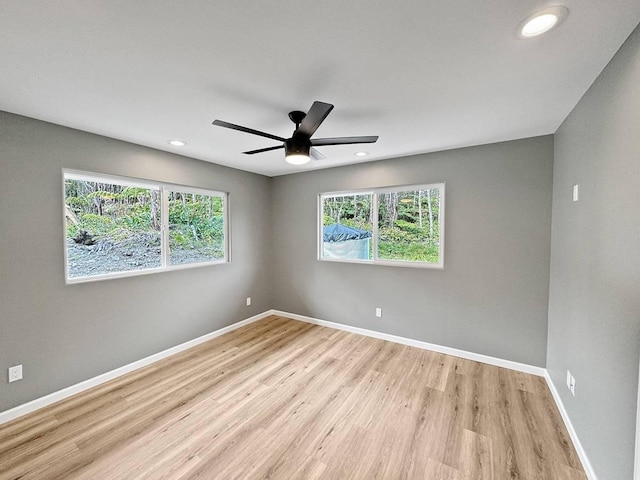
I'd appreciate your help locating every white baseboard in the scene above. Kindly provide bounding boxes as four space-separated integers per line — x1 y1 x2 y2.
274 309 600 476
544 371 598 480
635 358 640 480
1 308 595 480
270 309 546 377
2 309 543 427
0 311 271 426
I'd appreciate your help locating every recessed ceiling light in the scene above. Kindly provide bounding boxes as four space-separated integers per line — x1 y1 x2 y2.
354 151 369 157
517 6 568 38
168 139 187 147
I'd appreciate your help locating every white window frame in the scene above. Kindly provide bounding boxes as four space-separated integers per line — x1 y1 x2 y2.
318 183 445 269
63 169 229 284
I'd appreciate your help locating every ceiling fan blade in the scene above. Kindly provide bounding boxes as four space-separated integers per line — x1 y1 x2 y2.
243 145 284 155
212 119 286 142
309 147 326 161
297 101 334 137
311 135 378 146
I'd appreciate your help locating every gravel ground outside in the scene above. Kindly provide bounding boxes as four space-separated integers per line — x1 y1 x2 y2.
66 235 217 278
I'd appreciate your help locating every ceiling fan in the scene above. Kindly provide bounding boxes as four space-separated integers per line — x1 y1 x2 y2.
212 101 378 165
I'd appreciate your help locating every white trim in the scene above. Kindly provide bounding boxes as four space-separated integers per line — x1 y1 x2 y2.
320 190 376 199
0 311 271 426
65 260 229 285
63 168 226 193
544 371 598 480
1 307 595 480
64 169 161 189
275 309 598 476
317 183 445 269
62 168 229 284
635 357 640 479
62 170 71 281
224 192 231 263
270 309 545 376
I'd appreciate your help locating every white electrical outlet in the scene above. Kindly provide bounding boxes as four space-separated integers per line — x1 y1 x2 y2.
246 297 251 306
8 365 23 383
569 375 576 396
572 184 579 202
566 370 576 396
375 307 382 318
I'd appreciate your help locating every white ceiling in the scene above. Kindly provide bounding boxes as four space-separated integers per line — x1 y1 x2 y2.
1 2 639 177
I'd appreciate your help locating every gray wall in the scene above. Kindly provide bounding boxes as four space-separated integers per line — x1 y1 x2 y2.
4 27 637 471
271 136 554 366
547 24 640 480
0 111 272 412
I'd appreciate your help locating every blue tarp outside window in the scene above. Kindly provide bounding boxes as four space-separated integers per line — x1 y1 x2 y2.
322 224 371 260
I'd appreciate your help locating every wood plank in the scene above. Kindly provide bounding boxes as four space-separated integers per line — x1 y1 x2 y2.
0 316 587 480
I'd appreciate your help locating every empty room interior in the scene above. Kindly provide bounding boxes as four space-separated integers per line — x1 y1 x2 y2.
1 2 639 480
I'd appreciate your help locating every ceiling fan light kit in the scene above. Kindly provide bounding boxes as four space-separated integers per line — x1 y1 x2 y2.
213 101 378 166
285 154 311 165
284 137 311 165
517 6 568 38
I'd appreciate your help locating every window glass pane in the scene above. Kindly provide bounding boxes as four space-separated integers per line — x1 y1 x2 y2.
377 188 441 263
65 178 161 278
321 193 373 261
168 191 225 266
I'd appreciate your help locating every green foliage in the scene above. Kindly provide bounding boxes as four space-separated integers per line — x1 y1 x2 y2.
119 187 152 201
378 241 440 263
87 190 117 201
168 194 224 250
322 188 442 263
66 196 89 208
322 194 372 226
394 219 421 235
339 217 372 233
79 213 114 236
65 180 224 255
66 223 79 238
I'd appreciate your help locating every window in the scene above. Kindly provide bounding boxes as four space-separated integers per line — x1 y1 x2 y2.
64 170 228 282
319 183 444 268
166 189 226 266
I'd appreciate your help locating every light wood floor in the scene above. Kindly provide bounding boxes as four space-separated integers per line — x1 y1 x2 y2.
0 315 586 480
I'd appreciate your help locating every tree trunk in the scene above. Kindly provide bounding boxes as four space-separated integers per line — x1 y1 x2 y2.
391 192 398 224
65 204 79 226
94 196 103 215
427 190 434 238
151 190 160 230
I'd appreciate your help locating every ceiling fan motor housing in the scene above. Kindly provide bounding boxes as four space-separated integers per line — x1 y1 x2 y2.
285 136 311 156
